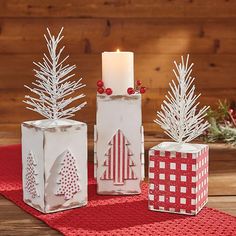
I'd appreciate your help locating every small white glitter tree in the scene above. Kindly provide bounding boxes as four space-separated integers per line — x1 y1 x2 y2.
22 28 88 213
154 55 210 144
25 151 39 198
56 150 80 200
23 27 87 120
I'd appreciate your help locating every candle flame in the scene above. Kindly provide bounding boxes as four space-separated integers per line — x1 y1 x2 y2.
116 49 120 52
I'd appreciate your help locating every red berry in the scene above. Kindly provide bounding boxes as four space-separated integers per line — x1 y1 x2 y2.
105 88 112 95
97 87 104 94
136 80 142 86
97 80 104 87
140 87 146 94
127 87 135 95
229 109 234 114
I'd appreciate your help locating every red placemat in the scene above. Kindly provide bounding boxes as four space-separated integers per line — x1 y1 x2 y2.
0 144 235 236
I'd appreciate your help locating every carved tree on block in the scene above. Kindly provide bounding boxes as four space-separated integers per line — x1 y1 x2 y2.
25 151 39 198
100 129 137 185
56 150 80 200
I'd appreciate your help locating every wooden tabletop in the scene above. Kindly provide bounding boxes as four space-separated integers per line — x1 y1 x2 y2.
0 131 236 235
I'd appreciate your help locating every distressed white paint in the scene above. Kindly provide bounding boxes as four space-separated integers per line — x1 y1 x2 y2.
151 142 208 154
95 94 143 194
22 119 87 213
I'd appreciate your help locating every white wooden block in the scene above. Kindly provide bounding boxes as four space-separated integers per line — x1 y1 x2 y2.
22 119 87 213
95 94 143 195
140 125 145 180
141 153 145 180
94 125 97 179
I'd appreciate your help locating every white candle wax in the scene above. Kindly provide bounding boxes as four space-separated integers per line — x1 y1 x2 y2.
102 51 134 95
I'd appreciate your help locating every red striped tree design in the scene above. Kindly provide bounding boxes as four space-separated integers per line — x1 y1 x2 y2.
100 129 137 185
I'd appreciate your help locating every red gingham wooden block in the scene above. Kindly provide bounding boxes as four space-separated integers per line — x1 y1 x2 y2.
148 142 209 215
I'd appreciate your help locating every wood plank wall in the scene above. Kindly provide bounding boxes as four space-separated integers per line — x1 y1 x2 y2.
0 0 236 137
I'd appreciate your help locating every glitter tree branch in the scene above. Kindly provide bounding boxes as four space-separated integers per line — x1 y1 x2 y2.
23 27 87 120
154 55 210 143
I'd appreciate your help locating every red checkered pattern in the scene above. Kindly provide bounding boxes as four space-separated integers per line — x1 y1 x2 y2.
148 145 209 215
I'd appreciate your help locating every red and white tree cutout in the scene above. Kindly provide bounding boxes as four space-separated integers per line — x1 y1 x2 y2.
56 150 80 200
100 129 137 185
25 151 39 198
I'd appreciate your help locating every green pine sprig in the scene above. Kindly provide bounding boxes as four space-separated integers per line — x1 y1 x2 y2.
204 100 236 146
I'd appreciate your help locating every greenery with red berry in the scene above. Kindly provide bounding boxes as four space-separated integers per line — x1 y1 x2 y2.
96 80 146 95
204 100 236 146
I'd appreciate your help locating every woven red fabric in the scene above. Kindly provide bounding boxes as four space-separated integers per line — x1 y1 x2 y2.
0 144 235 236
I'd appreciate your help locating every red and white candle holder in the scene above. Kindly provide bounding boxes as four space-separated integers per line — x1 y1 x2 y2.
148 142 209 215
94 94 144 195
22 119 88 213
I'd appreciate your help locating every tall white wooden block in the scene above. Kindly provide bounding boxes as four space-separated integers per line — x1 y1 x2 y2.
21 119 87 213
95 94 144 195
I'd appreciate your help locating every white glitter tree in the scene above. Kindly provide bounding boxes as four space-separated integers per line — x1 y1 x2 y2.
154 55 210 144
56 150 80 200
25 151 39 198
23 27 87 120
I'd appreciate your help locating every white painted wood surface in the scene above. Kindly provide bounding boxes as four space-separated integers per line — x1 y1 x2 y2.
95 94 144 194
21 119 87 213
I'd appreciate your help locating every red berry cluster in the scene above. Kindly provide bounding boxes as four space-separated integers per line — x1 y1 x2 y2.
127 80 146 95
228 108 236 126
97 80 113 95
96 80 146 96
229 109 236 117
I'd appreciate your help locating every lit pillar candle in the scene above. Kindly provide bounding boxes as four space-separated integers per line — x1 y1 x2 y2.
102 50 134 95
